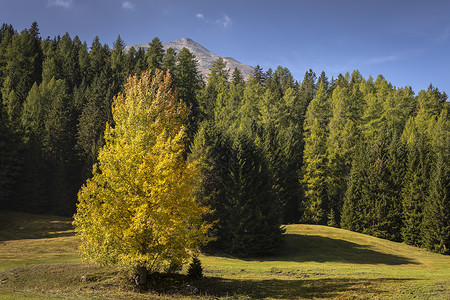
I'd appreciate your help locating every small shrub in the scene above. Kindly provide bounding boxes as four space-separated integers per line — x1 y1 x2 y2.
187 256 203 279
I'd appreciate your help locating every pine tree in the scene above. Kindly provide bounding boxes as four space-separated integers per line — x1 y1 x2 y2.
88 36 110 84
173 47 202 142
42 78 76 214
326 85 359 226
361 75 392 140
191 125 284 256
226 132 284 256
1 76 20 126
77 39 90 83
146 37 164 71
422 151 449 254
421 109 450 253
73 70 211 284
341 143 367 232
111 35 126 88
0 99 21 210
297 69 316 125
76 70 115 177
252 65 265 86
238 75 263 129
198 57 229 122
2 24 43 118
187 256 203 279
342 129 403 241
400 88 442 246
301 81 330 224
161 47 176 72
401 118 430 246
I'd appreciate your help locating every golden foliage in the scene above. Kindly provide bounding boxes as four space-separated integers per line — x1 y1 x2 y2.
73 70 211 272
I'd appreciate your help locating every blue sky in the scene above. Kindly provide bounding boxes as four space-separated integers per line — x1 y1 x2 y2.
1 0 450 94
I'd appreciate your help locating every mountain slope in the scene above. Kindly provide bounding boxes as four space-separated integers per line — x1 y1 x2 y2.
126 38 254 79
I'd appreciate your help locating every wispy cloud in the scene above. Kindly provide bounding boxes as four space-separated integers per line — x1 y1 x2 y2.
48 0 73 8
217 14 232 28
196 13 233 29
363 55 398 65
122 1 134 10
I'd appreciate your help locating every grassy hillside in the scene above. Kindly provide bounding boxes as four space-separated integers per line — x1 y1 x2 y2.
0 211 449 299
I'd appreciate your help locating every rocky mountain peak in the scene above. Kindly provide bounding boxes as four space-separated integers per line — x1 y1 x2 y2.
125 38 254 80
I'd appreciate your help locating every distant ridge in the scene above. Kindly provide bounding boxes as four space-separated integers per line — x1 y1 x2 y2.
125 38 254 79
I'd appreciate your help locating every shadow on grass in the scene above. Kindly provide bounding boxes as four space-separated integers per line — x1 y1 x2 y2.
0 263 417 300
243 234 419 265
0 211 74 241
193 276 415 299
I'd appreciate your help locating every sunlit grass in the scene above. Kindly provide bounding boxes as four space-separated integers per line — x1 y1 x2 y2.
0 211 449 299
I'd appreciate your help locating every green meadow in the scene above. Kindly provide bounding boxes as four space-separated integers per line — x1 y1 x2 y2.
1 211 449 299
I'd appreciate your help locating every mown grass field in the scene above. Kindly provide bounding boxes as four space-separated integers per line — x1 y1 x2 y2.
0 211 449 299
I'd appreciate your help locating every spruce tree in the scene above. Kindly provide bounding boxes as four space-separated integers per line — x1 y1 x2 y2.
421 109 450 253
0 99 21 210
342 129 403 241
42 79 76 214
341 143 367 232
252 65 265 86
111 35 126 88
401 119 430 246
422 151 449 254
161 47 176 72
76 70 115 177
191 124 284 257
173 47 202 142
146 37 164 71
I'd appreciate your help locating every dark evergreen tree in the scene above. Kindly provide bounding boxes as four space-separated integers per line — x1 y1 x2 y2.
0 98 21 210
2 23 43 122
252 64 265 86
231 67 244 86
111 35 127 88
146 37 164 71
298 69 316 123
341 129 403 241
133 47 147 75
161 47 177 72
421 109 450 254
123 46 137 77
88 36 110 84
401 118 430 246
187 256 203 279
42 79 77 214
76 70 114 178
173 47 202 142
191 125 284 256
0 23 16 91
341 143 367 232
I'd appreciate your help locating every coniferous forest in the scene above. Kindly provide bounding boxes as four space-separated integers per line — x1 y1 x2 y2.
1 23 449 255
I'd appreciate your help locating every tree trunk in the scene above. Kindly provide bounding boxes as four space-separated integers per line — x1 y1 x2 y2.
136 265 147 286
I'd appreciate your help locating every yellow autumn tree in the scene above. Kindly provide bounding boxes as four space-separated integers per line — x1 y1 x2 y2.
73 70 211 284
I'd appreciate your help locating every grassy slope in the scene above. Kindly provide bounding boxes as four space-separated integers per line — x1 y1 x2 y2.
0 211 449 299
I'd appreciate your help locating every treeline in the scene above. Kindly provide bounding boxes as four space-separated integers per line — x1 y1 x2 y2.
0 23 200 216
0 22 449 255
193 59 449 255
